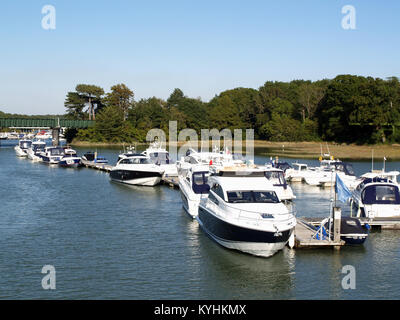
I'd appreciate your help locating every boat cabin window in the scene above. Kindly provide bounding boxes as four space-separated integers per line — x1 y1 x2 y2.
211 184 225 200
120 158 151 165
265 171 287 187
192 172 210 194
227 191 279 204
50 148 64 156
362 185 400 205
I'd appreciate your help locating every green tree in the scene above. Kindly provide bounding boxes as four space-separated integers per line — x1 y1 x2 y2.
104 83 134 120
75 84 105 120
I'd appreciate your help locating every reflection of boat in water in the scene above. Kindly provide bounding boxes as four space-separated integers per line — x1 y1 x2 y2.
197 170 296 258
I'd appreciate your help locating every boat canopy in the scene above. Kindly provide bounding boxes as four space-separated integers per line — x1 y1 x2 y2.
19 140 32 149
192 171 210 194
361 184 400 205
274 162 292 172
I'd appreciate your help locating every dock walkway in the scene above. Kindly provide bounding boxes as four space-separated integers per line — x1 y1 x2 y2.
294 219 345 249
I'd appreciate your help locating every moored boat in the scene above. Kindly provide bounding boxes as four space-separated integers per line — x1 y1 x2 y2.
59 147 82 168
14 139 32 157
197 170 296 257
110 154 165 186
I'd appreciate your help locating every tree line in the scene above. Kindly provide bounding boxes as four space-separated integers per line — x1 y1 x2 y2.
3 74 400 144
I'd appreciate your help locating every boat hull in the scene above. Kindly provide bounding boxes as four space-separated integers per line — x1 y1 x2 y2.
110 169 163 186
198 206 293 257
59 158 82 168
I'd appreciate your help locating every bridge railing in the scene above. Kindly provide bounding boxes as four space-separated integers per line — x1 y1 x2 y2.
0 118 94 129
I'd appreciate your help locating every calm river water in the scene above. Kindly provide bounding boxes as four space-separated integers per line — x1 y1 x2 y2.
0 141 399 299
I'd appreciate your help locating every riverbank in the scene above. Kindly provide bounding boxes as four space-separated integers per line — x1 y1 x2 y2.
70 140 400 161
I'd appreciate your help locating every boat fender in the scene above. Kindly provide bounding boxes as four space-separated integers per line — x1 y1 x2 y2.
364 223 371 231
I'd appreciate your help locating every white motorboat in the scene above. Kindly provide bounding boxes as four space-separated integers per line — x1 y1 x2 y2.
304 161 357 189
285 163 313 182
197 170 297 257
0 133 7 140
58 147 82 168
263 167 296 201
26 141 46 161
110 154 165 186
142 142 178 177
40 146 64 164
351 174 400 219
14 139 32 157
178 163 210 218
36 130 52 140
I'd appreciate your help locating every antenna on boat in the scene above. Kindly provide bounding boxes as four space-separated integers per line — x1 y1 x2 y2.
371 149 374 172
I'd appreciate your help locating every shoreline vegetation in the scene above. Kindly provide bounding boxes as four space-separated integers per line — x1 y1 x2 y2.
2 74 400 161
70 140 400 161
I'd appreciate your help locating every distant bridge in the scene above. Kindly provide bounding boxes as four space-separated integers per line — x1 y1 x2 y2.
0 118 94 129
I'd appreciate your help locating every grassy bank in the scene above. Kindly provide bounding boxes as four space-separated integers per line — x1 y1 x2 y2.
70 140 400 161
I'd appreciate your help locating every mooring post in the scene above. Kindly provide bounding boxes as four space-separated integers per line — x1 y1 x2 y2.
333 207 342 248
52 128 60 146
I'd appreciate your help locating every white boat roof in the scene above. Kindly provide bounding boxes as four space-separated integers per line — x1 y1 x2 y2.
210 175 275 192
361 171 400 178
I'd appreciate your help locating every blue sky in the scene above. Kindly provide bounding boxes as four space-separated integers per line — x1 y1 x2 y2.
0 0 399 115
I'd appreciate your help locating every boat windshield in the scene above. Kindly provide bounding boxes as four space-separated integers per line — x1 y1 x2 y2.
362 185 400 205
33 144 45 152
20 141 32 149
227 190 279 204
149 152 172 165
192 172 210 194
50 148 64 156
265 171 286 186
121 158 152 165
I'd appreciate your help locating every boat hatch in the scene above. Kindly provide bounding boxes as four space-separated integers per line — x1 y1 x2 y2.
362 184 400 205
192 171 210 194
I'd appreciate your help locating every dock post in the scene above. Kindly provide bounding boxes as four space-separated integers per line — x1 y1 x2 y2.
333 207 341 250
52 128 60 146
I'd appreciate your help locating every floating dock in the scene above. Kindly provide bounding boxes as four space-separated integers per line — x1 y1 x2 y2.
302 216 400 230
81 160 113 172
161 176 179 188
294 218 345 249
